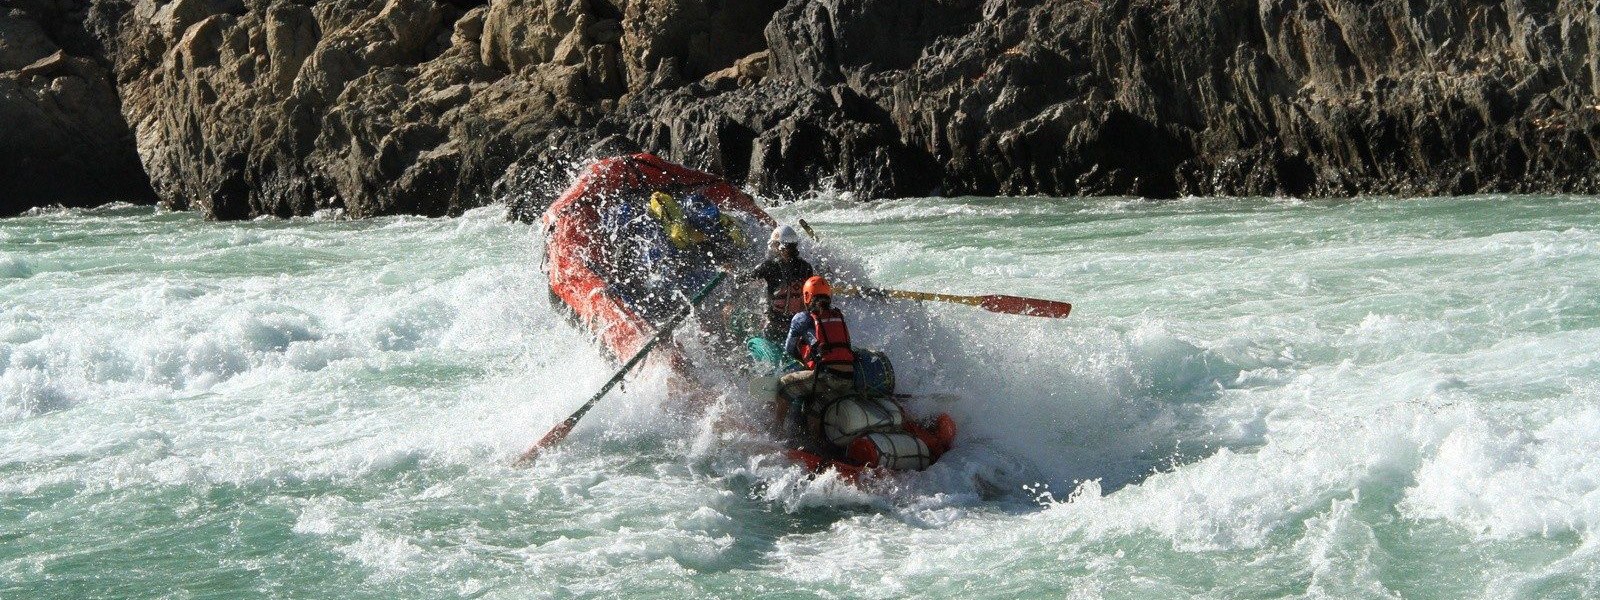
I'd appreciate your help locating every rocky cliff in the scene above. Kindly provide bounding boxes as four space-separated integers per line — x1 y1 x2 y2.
3 0 1597 219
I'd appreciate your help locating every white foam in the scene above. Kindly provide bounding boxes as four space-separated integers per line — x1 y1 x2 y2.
1401 403 1600 539
0 368 72 422
0 254 33 279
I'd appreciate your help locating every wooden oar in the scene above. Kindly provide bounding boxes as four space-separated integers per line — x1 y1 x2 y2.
797 219 820 241
793 218 1071 318
514 272 727 467
836 284 1072 319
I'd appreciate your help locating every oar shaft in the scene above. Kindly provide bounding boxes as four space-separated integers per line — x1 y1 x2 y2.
836 284 1070 318
516 272 727 466
838 285 981 306
886 289 983 306
795 221 1070 319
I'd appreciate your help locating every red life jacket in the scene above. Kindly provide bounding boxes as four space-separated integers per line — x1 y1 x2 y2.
801 308 855 371
771 281 806 315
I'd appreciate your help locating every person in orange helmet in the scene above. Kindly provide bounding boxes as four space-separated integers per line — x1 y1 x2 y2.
775 276 857 450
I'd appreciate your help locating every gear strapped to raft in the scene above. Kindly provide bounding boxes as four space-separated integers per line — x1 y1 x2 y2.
646 190 747 251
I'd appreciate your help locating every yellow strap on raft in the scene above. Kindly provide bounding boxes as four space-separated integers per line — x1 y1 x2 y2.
719 214 747 248
648 191 704 250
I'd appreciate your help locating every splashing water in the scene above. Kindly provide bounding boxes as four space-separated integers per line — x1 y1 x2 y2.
2 195 1599 598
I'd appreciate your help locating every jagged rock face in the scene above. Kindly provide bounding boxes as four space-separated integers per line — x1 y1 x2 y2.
0 2 155 216
104 0 490 218
4 0 1597 218
754 0 1600 198
91 0 788 218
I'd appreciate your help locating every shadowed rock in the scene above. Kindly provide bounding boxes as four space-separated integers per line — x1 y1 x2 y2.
0 3 155 216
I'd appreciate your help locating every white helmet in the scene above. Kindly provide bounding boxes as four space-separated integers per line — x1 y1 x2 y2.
769 225 801 245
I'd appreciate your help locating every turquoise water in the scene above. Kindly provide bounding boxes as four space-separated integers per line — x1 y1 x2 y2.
2 195 1599 598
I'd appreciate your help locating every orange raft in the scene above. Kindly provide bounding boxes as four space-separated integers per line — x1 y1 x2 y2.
542 153 955 478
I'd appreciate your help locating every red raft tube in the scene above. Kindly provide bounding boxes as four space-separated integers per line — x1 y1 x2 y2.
542 153 955 478
543 153 773 360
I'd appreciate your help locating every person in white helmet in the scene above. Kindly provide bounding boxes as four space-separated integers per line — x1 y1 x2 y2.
746 225 814 341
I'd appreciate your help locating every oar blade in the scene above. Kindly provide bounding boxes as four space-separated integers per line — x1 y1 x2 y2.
797 219 819 241
513 418 576 467
979 295 1073 318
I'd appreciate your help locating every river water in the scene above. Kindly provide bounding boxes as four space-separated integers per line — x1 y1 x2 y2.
2 195 1598 598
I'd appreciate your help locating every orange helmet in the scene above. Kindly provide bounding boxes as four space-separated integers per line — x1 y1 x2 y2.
801 276 832 304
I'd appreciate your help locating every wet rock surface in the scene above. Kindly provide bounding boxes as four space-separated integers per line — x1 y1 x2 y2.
2 0 1597 219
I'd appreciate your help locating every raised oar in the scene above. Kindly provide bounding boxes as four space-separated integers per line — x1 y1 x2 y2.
797 219 820 241
514 272 727 467
835 284 1072 319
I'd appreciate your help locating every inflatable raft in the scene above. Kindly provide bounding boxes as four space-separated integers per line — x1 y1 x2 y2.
543 153 771 359
542 153 955 478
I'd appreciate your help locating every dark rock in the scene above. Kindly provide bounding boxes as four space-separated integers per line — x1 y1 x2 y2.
17 50 72 78
621 0 785 87
0 4 155 216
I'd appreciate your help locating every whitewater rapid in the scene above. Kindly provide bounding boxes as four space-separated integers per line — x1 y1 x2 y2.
3 195 1599 598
